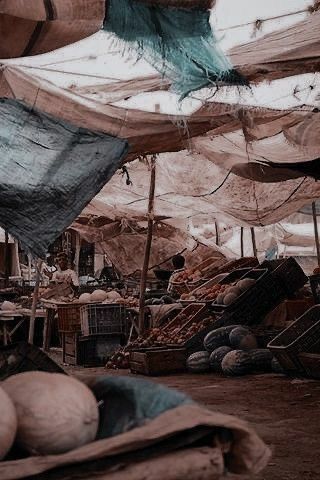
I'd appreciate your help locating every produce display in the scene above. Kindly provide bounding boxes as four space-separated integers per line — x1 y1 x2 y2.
189 325 282 377
187 351 210 373
181 277 256 304
0 387 17 460
1 372 99 456
173 268 203 284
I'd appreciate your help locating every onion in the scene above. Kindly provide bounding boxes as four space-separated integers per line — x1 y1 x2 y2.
2 372 99 455
0 386 17 460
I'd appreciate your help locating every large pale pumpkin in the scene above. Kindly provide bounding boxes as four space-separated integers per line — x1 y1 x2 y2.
2 372 99 455
0 386 17 460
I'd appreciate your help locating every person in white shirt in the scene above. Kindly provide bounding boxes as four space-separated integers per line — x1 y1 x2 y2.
52 253 79 287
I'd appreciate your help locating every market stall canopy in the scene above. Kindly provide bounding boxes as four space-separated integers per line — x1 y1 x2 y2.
71 218 226 276
0 98 128 258
0 228 14 244
82 152 320 227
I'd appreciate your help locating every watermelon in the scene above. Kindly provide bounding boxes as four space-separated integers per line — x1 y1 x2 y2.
271 357 285 374
187 351 210 373
204 325 239 353
209 346 232 372
248 349 273 372
229 327 258 351
222 350 252 376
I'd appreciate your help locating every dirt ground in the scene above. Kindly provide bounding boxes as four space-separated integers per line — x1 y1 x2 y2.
52 353 320 480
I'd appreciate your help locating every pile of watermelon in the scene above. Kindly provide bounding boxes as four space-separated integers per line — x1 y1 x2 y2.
187 325 284 376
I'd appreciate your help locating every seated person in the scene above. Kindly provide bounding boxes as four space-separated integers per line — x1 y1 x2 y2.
52 253 79 288
167 254 186 297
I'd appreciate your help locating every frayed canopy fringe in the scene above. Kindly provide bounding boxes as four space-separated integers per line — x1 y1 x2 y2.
103 0 246 98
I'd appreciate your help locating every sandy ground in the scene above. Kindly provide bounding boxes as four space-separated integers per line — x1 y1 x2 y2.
51 353 320 480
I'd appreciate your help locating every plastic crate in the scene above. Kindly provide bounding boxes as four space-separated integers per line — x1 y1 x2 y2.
264 257 308 297
78 334 123 367
57 304 82 332
268 306 320 373
213 269 286 327
162 304 207 332
80 304 126 336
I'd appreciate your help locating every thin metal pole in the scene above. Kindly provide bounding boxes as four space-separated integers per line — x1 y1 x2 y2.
312 202 320 265
250 227 258 258
139 156 156 335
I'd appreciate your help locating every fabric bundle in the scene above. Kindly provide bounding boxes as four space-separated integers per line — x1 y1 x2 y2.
103 0 246 98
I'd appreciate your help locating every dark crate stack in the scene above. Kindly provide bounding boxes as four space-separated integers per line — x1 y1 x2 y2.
59 303 126 367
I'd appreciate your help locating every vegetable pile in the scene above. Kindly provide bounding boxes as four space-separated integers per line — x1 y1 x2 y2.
181 276 256 304
187 325 284 376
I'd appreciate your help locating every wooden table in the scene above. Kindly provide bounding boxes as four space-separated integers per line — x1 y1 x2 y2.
0 311 23 345
0 309 47 346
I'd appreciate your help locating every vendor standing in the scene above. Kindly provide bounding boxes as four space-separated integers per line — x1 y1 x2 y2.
167 254 186 297
52 253 79 288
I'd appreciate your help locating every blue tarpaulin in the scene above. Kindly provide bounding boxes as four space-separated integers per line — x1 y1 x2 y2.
0 99 128 257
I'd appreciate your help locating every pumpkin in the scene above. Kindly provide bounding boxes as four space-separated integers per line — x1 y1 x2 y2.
0 386 17 460
229 327 258 350
91 289 108 302
78 293 92 304
222 350 252 376
187 351 210 373
209 346 232 372
2 372 99 455
1 301 16 311
204 325 238 353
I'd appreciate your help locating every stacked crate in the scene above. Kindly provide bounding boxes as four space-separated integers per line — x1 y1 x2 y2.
58 303 126 367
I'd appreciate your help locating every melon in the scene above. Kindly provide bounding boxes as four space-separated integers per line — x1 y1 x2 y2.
91 290 108 302
248 349 273 372
204 325 238 352
2 372 99 455
223 293 238 306
229 327 258 350
0 386 17 460
78 293 92 304
237 278 255 292
187 351 210 373
271 357 285 374
209 346 232 372
222 350 252 376
1 301 16 311
105 290 122 301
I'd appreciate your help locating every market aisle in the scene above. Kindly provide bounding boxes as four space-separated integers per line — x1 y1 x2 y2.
67 362 320 480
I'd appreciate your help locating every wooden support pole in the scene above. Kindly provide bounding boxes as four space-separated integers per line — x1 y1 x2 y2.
240 227 244 258
139 156 156 335
28 259 41 344
215 221 220 246
4 230 10 287
74 232 81 276
250 227 258 258
312 202 320 266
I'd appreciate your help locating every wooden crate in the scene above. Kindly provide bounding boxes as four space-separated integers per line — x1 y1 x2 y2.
62 332 81 366
130 347 187 376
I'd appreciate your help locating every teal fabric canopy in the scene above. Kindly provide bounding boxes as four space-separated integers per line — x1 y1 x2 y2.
0 99 128 258
103 0 246 98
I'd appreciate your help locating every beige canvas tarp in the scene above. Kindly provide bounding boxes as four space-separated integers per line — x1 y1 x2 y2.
1 2 320 87
0 404 270 480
